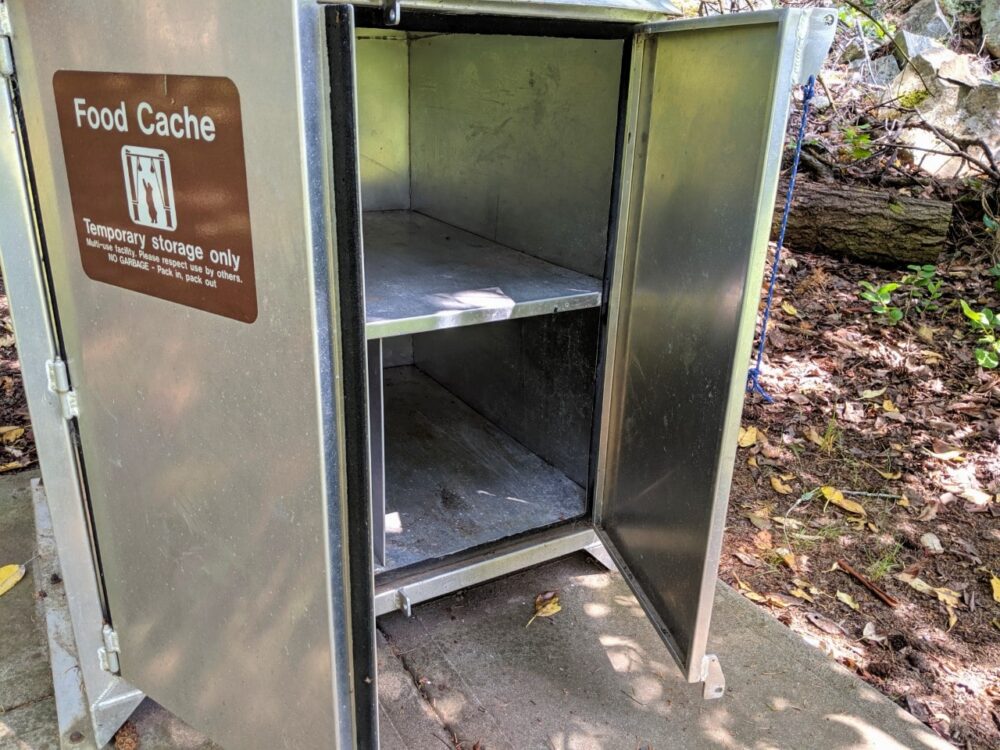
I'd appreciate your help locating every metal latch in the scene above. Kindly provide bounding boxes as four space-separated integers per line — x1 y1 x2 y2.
46 358 79 420
382 0 400 26
98 624 121 674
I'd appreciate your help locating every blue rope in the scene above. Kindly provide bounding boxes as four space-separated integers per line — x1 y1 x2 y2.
747 75 816 404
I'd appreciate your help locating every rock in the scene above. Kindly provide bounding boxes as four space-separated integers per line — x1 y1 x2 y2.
892 29 943 64
984 0 1000 58
884 47 999 178
810 94 832 111
850 55 902 86
872 55 902 85
900 0 954 40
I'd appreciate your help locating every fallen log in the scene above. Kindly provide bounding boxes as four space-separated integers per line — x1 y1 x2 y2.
771 178 952 266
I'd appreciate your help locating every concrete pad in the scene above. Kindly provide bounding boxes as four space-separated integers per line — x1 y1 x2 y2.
0 472 54 716
0 695 59 750
379 554 952 750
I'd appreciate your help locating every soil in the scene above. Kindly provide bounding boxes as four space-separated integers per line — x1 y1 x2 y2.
721 242 1000 749
0 275 36 474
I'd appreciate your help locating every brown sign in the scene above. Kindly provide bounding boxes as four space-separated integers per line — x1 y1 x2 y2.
52 71 257 323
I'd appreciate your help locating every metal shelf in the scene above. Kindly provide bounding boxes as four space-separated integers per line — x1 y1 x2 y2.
379 366 587 571
363 211 602 339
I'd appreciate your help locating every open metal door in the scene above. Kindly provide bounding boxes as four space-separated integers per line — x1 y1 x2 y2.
597 10 834 689
5 0 376 747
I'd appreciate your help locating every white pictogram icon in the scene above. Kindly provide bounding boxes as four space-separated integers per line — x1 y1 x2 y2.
121 145 176 231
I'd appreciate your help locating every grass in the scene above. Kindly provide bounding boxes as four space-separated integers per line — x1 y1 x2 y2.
866 541 904 582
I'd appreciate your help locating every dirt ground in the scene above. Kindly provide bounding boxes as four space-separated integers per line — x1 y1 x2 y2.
0 250 997 748
722 243 1000 749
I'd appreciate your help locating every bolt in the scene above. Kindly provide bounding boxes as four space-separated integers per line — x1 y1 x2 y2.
825 14 835 25
68 731 84 744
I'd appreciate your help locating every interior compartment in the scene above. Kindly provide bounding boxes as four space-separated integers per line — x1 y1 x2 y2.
356 27 624 571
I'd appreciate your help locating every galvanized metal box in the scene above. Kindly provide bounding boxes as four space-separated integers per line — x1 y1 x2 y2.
0 1 832 747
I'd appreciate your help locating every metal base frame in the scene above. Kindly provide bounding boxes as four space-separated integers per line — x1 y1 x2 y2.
374 524 599 616
32 482 143 749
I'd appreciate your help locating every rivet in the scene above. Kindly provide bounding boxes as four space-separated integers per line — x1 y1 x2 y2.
68 731 85 744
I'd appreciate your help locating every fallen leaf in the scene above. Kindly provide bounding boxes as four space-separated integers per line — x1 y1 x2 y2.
760 441 783 460
0 334 14 348
771 516 803 529
897 574 962 608
775 546 797 571
916 325 936 344
737 426 758 448
0 426 24 444
897 496 911 508
920 533 944 555
733 551 762 568
781 301 799 317
736 577 767 603
860 387 886 400
882 399 898 413
747 455 758 468
526 591 561 627
0 376 12 396
789 587 815 603
837 591 860 611
960 487 993 507
875 468 902 480
916 502 939 521
0 462 22 473
0 563 25 597
991 574 1000 604
804 426 825 448
765 592 800 608
861 622 887 644
770 475 794 495
924 446 963 462
747 512 772 531
821 486 866 517
806 611 846 636
752 530 774 551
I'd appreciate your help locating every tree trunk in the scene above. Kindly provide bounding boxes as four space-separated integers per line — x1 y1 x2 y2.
771 178 952 265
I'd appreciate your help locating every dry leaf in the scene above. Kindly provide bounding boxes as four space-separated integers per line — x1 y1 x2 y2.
916 325 936 344
960 487 993 507
789 587 815 603
924 447 963 462
916 502 939 521
920 533 944 555
781 301 799 317
526 591 561 627
0 563 26 597
806 611 846 636
747 455 758 468
775 546 797 571
897 496 911 508
0 462 22 473
804 426 825 447
0 334 14 348
0 376 13 396
747 512 772 531
881 399 898 413
737 426 758 448
821 486 866 517
736 577 767 603
765 592 800 608
875 468 902 480
770 475 794 495
990 574 1000 604
0 427 24 444
733 551 762 568
836 591 860 611
861 622 887 644
897 574 961 608
752 530 774 551
860 387 886 400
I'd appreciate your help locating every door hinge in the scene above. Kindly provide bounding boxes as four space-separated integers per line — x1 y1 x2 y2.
46 358 79 420
98 624 121 674
0 2 12 79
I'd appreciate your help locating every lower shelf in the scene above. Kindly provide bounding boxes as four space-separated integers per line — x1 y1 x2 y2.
381 366 587 571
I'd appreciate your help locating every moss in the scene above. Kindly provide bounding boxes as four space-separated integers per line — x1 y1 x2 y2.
897 89 930 109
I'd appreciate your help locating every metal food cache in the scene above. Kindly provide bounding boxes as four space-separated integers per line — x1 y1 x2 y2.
0 1 833 747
